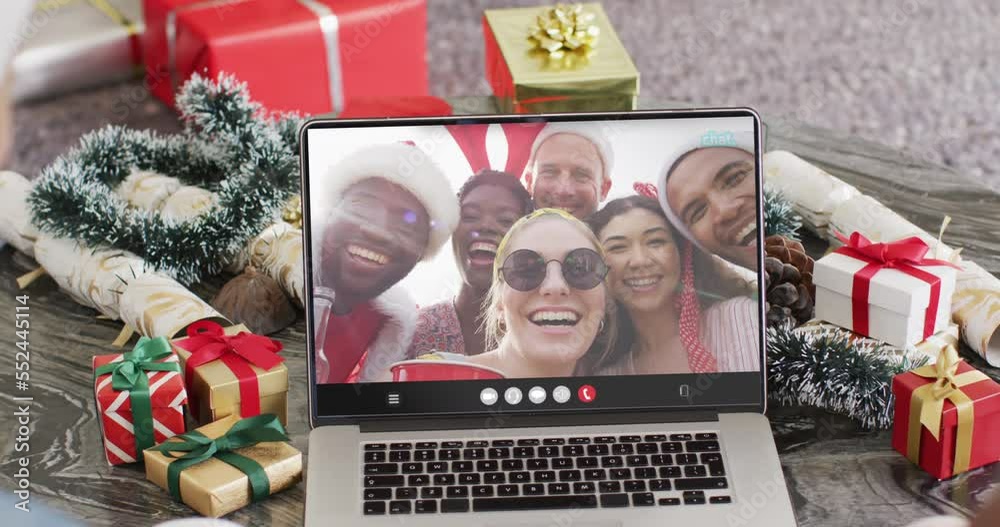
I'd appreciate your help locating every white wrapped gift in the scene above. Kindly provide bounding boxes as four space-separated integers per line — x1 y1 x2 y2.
814 245 958 348
763 150 860 235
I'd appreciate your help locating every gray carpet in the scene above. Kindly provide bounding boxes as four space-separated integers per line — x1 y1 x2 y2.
429 0 1000 191
9 0 1000 193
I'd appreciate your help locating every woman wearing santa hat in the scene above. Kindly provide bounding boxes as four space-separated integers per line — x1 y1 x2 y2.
656 131 758 271
586 192 758 375
312 142 459 384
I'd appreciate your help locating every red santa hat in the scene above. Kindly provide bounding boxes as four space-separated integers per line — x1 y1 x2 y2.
324 142 459 261
520 122 615 192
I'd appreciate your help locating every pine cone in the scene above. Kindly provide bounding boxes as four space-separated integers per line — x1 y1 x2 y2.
211 266 297 335
764 235 816 327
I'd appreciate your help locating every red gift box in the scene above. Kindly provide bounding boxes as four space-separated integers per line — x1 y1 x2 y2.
142 0 428 114
891 351 1000 479
93 349 187 465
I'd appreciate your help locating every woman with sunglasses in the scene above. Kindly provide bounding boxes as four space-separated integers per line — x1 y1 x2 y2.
396 208 616 379
586 194 758 375
406 170 533 359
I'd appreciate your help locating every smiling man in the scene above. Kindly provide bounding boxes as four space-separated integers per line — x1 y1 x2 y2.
313 142 459 383
657 133 758 271
521 123 614 220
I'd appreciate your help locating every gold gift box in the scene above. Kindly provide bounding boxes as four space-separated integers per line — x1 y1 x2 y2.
172 324 289 426
483 3 639 114
143 415 302 518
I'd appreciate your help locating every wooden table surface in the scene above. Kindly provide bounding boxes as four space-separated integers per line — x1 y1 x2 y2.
1 86 999 526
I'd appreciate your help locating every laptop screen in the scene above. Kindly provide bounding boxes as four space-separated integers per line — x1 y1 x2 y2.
302 110 764 422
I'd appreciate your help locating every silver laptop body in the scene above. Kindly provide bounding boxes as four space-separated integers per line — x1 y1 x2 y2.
300 109 797 526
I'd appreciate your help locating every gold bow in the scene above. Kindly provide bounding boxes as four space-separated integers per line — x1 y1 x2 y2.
906 345 988 474
281 195 302 230
527 3 600 60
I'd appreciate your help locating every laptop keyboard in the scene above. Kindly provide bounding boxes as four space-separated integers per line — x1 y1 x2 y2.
361 432 730 515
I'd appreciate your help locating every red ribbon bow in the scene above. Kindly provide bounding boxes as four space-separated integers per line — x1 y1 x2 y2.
833 232 958 340
175 321 284 417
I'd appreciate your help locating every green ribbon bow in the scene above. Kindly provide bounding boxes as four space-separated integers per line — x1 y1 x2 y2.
149 414 289 503
95 336 180 455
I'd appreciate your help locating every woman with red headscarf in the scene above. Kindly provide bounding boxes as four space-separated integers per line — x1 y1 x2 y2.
586 193 758 374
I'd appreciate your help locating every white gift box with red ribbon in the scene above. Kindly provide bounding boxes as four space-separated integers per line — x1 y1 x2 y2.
815 233 958 348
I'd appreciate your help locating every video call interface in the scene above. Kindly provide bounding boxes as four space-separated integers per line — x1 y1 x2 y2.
307 116 761 385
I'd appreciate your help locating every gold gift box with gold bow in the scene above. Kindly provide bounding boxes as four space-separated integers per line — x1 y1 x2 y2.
483 3 639 114
144 415 302 518
171 324 289 426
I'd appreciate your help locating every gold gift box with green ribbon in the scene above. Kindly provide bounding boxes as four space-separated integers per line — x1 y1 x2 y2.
483 3 640 114
144 414 302 517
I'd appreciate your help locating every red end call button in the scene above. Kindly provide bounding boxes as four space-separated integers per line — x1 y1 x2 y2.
578 384 596 403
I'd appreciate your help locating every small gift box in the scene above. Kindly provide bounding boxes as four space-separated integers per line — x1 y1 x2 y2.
483 3 639 114
142 0 429 114
814 232 959 348
891 346 1000 479
93 336 187 465
172 321 288 426
144 414 302 517
12 0 144 102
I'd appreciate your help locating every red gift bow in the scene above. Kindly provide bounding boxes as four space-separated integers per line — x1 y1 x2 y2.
175 321 284 417
833 232 959 340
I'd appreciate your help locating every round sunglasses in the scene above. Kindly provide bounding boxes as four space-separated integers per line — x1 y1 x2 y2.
499 248 609 292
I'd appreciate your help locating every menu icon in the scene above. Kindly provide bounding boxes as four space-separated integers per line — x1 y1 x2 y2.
386 392 401 406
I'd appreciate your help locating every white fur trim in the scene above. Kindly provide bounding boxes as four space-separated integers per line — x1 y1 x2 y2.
358 285 418 382
656 130 755 252
522 122 614 190
322 143 459 261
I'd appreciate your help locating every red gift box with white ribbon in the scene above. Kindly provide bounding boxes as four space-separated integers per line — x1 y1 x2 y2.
93 349 187 465
142 0 429 114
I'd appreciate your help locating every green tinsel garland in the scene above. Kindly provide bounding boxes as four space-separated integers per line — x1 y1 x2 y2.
763 187 802 240
767 324 929 430
27 73 303 285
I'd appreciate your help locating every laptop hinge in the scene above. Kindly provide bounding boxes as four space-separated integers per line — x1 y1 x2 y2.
359 410 719 433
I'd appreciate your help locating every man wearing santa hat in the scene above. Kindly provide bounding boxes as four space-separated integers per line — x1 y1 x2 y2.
312 142 459 384
656 131 758 272
521 122 614 220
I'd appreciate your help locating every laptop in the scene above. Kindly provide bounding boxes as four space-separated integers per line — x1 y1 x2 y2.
300 108 796 525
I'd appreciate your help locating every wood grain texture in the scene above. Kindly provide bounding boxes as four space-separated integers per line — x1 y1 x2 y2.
1 89 998 526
